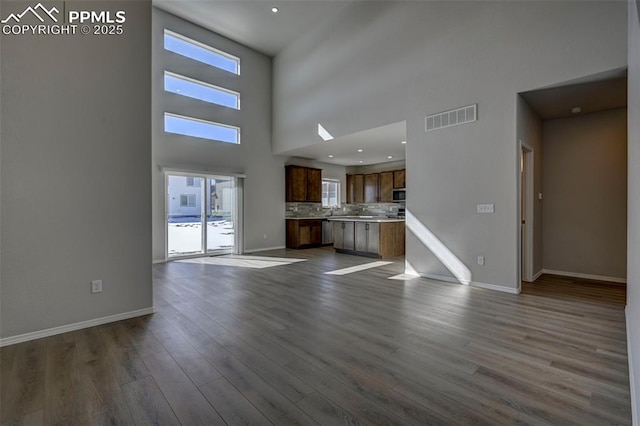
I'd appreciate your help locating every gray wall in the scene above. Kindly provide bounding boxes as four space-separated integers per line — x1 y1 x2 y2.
516 96 544 277
1 1 153 339
542 109 627 280
273 1 627 291
153 8 283 260
626 0 640 423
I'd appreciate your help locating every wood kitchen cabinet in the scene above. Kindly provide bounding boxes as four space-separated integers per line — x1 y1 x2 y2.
393 169 406 189
332 220 404 258
286 165 322 202
364 174 379 203
287 219 323 248
346 174 365 204
379 172 394 202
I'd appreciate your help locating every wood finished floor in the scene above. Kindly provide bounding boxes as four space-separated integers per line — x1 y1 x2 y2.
1 247 632 425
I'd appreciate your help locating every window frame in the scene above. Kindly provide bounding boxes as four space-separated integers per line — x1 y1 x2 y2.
164 112 241 144
322 179 341 208
164 71 240 110
163 29 240 75
180 194 197 207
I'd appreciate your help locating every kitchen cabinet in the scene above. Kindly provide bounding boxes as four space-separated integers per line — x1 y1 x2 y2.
333 221 355 251
330 219 404 258
287 219 323 248
286 165 322 202
364 174 379 203
346 174 365 204
355 222 380 254
379 172 394 202
393 169 406 189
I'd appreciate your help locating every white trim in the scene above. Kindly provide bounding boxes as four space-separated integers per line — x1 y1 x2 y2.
153 258 166 264
532 269 544 281
243 245 286 254
161 166 247 178
627 306 639 426
542 269 627 284
0 307 155 348
470 281 521 294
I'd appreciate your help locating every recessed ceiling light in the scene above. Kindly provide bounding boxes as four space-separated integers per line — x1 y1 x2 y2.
328 155 334 158
357 149 363 152
401 140 407 144
571 107 582 114
387 156 393 159
359 160 364 164
271 7 279 13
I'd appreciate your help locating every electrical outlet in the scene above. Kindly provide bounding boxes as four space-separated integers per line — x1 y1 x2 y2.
476 204 494 214
477 256 485 266
91 280 102 293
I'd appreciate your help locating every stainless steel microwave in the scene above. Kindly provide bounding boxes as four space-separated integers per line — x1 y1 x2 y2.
392 188 406 202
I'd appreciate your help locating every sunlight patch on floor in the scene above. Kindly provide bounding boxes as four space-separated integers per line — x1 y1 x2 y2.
388 273 420 281
177 255 306 269
324 261 393 276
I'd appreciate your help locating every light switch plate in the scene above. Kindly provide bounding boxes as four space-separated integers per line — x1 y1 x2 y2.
477 204 494 214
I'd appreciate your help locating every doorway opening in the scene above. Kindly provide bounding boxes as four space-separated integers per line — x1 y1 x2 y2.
166 172 241 258
520 142 534 284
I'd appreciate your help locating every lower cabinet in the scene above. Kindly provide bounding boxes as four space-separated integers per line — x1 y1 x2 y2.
332 220 404 258
333 221 355 251
287 219 323 249
355 222 379 254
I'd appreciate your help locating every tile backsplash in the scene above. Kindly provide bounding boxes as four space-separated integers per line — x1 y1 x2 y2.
286 202 403 218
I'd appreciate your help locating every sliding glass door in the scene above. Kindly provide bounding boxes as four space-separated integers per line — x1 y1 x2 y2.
167 173 238 258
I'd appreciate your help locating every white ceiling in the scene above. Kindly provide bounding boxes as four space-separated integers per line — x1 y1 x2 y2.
153 0 351 57
284 121 407 166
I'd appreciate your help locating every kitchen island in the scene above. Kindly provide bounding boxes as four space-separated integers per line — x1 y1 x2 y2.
328 217 405 258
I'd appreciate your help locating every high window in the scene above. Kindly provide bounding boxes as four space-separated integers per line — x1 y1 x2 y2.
164 30 240 75
165 113 240 144
164 72 240 110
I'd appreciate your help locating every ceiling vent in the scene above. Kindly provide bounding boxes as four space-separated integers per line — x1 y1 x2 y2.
425 104 477 132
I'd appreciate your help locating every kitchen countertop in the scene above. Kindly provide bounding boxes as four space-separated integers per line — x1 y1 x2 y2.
327 217 405 223
285 217 330 220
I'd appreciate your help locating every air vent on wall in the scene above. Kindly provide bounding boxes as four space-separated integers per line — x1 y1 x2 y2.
425 104 477 132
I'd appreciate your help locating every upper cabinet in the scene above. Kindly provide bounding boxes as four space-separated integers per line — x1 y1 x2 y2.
346 169 405 204
379 171 394 202
364 174 379 203
286 165 322 202
393 169 406 189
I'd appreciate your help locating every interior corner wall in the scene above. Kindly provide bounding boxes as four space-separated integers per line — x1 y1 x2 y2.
542 108 627 280
516 96 544 277
152 8 283 261
626 0 640 424
273 1 627 291
0 1 153 339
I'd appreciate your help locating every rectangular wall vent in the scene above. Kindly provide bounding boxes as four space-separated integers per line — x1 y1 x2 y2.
425 104 477 132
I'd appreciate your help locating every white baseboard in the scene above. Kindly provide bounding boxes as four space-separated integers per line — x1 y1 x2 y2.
243 245 286 254
627 306 639 426
542 269 626 284
419 273 520 294
153 258 166 264
532 269 544 281
0 307 155 348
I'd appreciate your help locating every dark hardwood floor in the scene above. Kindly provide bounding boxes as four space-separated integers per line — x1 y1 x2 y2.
1 248 632 425
522 273 627 307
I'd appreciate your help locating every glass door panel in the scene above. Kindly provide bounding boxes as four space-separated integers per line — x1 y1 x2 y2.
167 175 204 257
206 176 235 254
